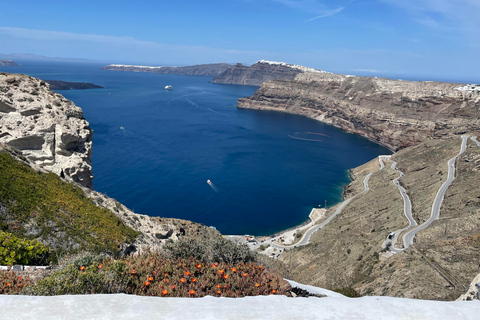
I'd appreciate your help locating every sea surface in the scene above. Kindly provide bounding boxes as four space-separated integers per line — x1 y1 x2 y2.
2 61 391 235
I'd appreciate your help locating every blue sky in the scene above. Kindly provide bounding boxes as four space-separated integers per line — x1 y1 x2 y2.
0 0 479 81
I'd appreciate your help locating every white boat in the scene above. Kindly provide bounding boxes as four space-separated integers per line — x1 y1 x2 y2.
165 85 173 90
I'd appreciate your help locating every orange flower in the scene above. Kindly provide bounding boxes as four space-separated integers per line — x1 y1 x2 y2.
98 264 103 269
216 290 221 294
163 278 169 283
212 263 218 268
242 273 248 277
189 290 195 295
171 285 176 290
216 284 221 289
6 283 10 287
191 278 197 282
162 290 168 295
231 267 237 272
180 278 186 283
255 283 260 287
185 271 190 276
164 272 168 276
18 276 22 280
271 289 276 294
218 269 224 275
80 266 85 271
148 277 153 281
259 266 263 269
196 264 202 269
223 274 229 279
130 269 136 275
145 281 151 286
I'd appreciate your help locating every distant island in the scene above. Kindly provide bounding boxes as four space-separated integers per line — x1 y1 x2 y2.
101 60 330 86
101 63 232 77
44 80 103 90
0 60 19 66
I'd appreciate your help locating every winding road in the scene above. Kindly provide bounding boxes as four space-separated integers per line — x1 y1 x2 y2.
384 161 416 253
248 172 373 252
402 135 469 248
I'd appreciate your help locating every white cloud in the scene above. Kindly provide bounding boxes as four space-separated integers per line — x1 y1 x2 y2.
306 7 345 21
380 0 480 34
272 0 345 20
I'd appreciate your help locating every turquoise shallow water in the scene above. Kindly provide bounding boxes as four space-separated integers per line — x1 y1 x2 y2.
2 61 391 235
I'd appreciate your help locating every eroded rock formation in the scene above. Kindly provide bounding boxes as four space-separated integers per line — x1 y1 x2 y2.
212 60 328 86
0 73 93 188
238 72 480 150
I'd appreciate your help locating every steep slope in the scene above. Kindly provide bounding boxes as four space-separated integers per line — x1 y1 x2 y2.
101 63 231 77
279 136 480 300
238 72 480 151
0 73 94 188
212 60 328 86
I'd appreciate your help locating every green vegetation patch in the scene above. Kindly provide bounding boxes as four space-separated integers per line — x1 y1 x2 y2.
0 151 139 258
18 251 290 297
0 231 49 265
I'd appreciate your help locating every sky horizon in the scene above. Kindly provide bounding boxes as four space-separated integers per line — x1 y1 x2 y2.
1 0 479 82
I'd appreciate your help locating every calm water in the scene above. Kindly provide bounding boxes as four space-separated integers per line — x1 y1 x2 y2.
2 61 391 235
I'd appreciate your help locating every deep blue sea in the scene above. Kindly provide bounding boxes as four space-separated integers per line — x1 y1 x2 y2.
2 61 391 235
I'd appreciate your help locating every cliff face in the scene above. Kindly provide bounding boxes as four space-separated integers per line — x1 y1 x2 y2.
211 60 327 86
0 60 18 66
238 72 480 151
0 73 94 188
101 63 232 77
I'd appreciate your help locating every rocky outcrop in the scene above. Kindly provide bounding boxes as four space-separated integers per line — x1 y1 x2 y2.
0 72 93 188
101 63 232 77
238 72 480 151
458 272 480 301
212 60 328 86
44 80 103 91
83 187 222 251
0 60 18 67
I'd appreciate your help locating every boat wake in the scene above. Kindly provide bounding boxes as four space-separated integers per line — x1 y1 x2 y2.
288 132 331 142
207 179 219 193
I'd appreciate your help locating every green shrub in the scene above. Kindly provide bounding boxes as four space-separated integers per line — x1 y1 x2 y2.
0 271 33 294
0 151 139 255
166 238 256 265
22 252 290 297
0 231 49 265
333 287 362 297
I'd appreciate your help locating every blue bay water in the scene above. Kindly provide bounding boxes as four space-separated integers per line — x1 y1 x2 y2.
2 61 391 235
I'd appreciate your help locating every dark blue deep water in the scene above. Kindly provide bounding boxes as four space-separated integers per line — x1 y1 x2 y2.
2 61 391 235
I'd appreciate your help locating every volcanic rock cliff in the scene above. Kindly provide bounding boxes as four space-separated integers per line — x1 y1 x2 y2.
238 72 480 151
0 73 94 188
212 60 327 86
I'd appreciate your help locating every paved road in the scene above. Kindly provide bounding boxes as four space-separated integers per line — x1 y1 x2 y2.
471 136 480 148
266 172 373 250
382 161 416 253
402 135 469 248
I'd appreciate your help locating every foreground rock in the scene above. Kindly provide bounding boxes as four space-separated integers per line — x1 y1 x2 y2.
238 72 480 151
44 80 103 90
212 60 328 86
0 73 93 188
0 60 18 66
101 63 232 77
